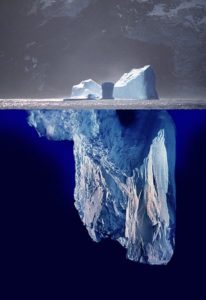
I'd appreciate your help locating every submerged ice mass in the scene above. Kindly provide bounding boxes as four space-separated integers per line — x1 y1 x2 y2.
28 66 176 265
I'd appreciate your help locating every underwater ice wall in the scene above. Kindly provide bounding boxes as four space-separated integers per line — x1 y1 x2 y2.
28 66 176 265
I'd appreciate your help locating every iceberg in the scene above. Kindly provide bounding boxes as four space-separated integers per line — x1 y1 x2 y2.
71 79 102 99
114 65 159 100
28 67 176 265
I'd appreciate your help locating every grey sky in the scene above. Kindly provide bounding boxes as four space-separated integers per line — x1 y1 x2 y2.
0 0 205 98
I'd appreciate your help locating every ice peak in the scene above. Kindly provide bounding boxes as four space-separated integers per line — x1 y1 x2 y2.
114 65 158 100
71 79 101 99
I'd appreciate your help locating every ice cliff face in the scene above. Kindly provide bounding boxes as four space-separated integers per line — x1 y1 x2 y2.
28 108 176 265
114 65 158 100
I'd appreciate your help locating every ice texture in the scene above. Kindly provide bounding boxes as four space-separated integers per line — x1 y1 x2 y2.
28 108 176 265
28 66 175 265
114 65 159 100
71 79 101 99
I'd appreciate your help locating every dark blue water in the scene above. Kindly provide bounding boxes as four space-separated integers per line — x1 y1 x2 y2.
0 110 205 298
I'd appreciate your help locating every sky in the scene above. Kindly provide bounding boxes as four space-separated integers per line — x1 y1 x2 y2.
0 0 206 98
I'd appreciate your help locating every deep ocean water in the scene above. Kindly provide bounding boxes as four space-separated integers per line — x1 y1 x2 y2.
0 110 206 298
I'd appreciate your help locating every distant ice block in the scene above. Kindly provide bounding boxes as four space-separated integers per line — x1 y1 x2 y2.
101 82 114 99
114 65 159 100
71 79 102 99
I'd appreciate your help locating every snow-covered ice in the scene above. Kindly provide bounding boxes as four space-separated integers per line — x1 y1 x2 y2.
71 79 101 99
114 65 159 100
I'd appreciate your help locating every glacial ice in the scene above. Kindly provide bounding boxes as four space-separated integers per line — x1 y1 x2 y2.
114 65 159 100
71 79 102 99
28 66 176 265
